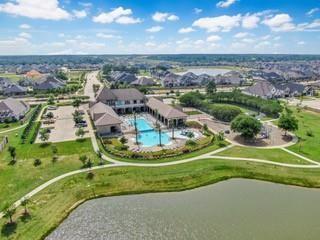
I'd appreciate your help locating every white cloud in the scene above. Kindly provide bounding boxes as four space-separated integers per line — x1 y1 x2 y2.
19 32 31 39
146 26 163 33
167 14 179 21
0 0 71 20
152 12 179 22
73 9 87 19
206 35 221 42
96 33 121 39
297 41 305 45
193 14 241 32
79 2 92 8
262 14 295 32
216 0 237 8
194 8 202 14
242 13 260 29
178 27 195 33
92 7 141 24
19 24 31 29
145 42 156 47
234 32 249 38
242 38 255 43
306 8 319 17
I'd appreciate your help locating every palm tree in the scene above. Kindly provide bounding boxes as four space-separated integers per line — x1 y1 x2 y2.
169 119 175 139
21 197 30 215
133 111 139 145
3 204 16 224
155 122 162 146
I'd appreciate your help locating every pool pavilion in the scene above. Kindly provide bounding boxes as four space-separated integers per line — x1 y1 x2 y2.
146 97 187 127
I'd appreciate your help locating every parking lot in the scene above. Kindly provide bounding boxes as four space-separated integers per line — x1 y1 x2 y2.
36 105 89 143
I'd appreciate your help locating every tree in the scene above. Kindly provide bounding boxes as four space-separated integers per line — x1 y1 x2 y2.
231 114 262 140
76 127 85 139
39 128 50 143
119 136 128 145
72 98 82 109
206 81 216 95
186 131 195 139
155 122 162 146
47 94 55 105
79 155 88 166
278 112 299 136
73 110 83 124
34 158 42 166
8 146 16 162
179 92 204 107
21 197 30 215
3 204 16 224
46 112 54 119
169 119 175 139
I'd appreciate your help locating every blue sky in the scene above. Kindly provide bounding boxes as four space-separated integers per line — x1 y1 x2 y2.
0 0 319 55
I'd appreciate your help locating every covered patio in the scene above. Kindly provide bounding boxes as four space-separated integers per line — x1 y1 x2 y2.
146 97 187 127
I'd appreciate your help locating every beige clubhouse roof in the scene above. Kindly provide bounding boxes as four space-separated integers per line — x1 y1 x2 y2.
90 102 122 126
146 97 187 119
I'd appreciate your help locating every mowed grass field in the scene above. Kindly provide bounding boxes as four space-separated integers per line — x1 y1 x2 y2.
216 146 309 165
0 125 98 210
286 108 320 162
0 73 23 82
2 159 320 240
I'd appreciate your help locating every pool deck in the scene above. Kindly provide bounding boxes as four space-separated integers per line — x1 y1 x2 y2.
120 113 203 152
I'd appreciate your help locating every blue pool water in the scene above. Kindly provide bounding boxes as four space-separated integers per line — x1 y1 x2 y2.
129 118 171 147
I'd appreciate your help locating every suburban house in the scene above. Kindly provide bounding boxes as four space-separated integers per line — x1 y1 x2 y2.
146 97 187 127
33 75 65 91
0 98 29 122
25 70 43 79
96 87 146 114
244 80 314 99
130 77 156 86
89 102 122 136
109 71 137 84
3 84 27 96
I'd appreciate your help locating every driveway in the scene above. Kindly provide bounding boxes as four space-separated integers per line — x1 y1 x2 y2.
36 105 89 143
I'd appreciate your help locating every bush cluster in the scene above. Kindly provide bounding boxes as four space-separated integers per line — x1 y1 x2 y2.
20 105 42 144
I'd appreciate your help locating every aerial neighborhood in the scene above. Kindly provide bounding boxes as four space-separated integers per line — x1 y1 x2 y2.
1 54 320 240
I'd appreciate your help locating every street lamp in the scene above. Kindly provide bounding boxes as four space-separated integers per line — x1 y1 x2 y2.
133 111 139 145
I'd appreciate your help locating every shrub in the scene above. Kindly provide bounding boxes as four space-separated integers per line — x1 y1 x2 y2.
208 104 241 122
306 130 314 137
33 159 42 166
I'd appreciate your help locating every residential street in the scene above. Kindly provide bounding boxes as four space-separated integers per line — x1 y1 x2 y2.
84 71 102 101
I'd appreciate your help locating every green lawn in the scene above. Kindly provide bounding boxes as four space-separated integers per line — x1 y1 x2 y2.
0 73 23 82
0 125 99 210
216 146 309 165
286 108 320 162
2 158 320 240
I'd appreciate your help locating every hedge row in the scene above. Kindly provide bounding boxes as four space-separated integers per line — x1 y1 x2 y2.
20 104 42 144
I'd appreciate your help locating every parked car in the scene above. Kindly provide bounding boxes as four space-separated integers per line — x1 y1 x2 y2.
47 105 57 110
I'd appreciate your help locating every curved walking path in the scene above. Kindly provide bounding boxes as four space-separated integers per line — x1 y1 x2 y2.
0 123 27 134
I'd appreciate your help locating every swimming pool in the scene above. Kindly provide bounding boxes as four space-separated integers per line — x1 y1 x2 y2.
129 118 171 147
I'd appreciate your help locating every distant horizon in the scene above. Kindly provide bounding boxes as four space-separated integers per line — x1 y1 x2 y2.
1 0 320 55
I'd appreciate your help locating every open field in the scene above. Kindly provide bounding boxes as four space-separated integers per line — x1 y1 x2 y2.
216 146 309 165
286 108 320 162
0 124 98 210
2 158 320 239
0 73 23 82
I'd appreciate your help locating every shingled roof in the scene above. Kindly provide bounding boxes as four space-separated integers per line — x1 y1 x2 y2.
90 102 122 126
96 87 145 102
146 97 187 119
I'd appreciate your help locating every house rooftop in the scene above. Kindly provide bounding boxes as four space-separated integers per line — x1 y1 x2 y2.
96 87 145 102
